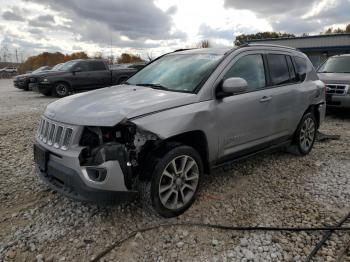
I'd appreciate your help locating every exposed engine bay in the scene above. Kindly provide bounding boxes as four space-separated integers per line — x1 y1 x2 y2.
78 121 160 188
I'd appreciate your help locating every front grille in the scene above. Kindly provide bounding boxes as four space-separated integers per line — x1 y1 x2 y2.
29 77 37 83
325 84 349 95
37 118 74 150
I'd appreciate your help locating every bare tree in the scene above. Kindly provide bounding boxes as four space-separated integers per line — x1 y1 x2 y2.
146 51 154 62
197 40 211 48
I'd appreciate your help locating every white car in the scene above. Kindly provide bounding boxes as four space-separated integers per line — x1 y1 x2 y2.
0 66 18 73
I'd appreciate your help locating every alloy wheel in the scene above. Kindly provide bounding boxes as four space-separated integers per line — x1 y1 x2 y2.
300 117 316 152
158 155 199 210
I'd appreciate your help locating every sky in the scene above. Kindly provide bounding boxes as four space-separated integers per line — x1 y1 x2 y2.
0 0 349 61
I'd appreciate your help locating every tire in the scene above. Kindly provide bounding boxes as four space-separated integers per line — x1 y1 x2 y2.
52 82 70 98
140 144 203 218
289 112 317 156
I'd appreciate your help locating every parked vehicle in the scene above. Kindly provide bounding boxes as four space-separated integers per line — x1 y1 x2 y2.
14 66 52 91
0 66 18 78
317 54 350 108
29 63 64 90
34 45 325 217
0 66 18 73
36 59 143 97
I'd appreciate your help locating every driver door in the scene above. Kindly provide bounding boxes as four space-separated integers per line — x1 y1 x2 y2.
215 52 275 160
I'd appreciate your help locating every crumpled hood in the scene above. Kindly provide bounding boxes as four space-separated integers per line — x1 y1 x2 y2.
317 73 350 85
44 85 197 126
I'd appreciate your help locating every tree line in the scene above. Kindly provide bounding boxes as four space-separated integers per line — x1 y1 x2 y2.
18 52 145 73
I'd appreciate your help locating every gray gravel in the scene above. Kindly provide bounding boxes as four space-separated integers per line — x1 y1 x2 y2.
0 79 349 261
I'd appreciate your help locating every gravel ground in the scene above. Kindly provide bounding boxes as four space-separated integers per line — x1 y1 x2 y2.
0 79 349 262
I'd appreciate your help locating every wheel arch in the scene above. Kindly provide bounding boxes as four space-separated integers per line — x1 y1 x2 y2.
161 130 210 175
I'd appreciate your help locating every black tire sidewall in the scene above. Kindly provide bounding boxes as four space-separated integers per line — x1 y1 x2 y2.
54 83 70 98
295 112 317 155
150 145 203 218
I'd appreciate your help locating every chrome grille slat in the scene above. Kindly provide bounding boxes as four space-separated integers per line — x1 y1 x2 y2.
37 117 74 150
326 84 349 96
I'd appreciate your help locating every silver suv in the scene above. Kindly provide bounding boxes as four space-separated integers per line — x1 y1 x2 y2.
34 45 325 217
317 54 350 108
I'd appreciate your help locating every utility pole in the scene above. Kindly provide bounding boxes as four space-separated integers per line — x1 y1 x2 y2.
15 49 19 64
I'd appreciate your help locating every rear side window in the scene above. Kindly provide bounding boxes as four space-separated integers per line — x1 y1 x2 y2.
267 54 290 85
294 57 307 81
224 54 266 92
89 61 107 71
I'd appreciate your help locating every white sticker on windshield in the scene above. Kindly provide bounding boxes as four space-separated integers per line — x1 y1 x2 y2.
197 54 222 61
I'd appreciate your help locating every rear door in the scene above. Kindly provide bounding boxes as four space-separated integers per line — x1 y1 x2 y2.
88 61 111 88
265 53 300 137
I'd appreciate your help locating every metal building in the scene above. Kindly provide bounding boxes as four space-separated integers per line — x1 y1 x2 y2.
248 34 350 67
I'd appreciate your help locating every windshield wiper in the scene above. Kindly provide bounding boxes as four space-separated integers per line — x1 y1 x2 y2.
135 83 169 90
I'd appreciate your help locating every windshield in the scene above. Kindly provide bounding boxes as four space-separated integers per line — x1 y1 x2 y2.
51 63 63 71
32 66 49 73
59 61 78 71
318 57 350 73
126 53 223 93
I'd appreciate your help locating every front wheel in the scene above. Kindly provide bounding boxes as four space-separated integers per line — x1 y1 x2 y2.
143 145 203 217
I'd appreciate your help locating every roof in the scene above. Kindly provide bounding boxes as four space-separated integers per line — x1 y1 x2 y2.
248 34 350 50
173 48 232 55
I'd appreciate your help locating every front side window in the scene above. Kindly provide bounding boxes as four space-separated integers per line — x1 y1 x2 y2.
224 54 266 92
318 56 350 73
127 53 223 93
267 54 290 85
76 61 89 72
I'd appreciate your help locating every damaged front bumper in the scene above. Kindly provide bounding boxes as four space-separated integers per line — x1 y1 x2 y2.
34 124 137 202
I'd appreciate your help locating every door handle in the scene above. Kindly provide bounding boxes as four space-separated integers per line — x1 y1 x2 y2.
260 96 272 102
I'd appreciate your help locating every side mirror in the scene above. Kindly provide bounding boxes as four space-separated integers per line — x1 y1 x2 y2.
217 77 248 98
296 72 306 82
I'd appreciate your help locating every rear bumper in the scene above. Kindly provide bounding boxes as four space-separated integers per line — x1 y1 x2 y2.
326 95 350 108
34 139 136 203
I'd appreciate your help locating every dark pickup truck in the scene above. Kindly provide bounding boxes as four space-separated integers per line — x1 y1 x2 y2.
13 66 52 91
36 59 144 97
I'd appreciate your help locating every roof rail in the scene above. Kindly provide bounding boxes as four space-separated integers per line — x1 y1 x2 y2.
173 48 198 53
241 43 297 51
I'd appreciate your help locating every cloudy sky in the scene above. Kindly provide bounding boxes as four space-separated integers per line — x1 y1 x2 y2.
0 0 349 61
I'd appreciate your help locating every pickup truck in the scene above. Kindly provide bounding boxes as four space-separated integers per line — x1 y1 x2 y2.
13 66 52 91
37 59 144 97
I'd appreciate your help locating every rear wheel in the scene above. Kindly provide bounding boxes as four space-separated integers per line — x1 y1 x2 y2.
289 112 317 156
140 144 203 217
52 82 70 98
